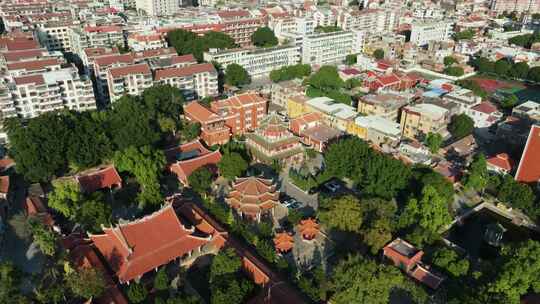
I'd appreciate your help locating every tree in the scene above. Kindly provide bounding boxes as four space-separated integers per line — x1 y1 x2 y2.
496 175 536 215
319 195 363 232
448 113 474 139
153 267 169 291
181 122 201 142
65 112 112 169
127 283 148 303
188 166 213 194
225 63 250 87
453 29 475 40
269 64 312 83
495 59 512 77
331 255 427 304
444 66 465 77
444 56 457 66
47 179 83 219
345 54 357 65
509 61 529 79
373 49 384 60
473 56 495 74
463 153 488 192
305 65 349 104
77 196 111 233
399 185 451 234
114 146 166 207
210 248 242 281
430 248 469 277
489 240 540 304
65 268 107 300
167 29 236 62
360 198 397 254
501 94 518 109
218 152 248 180
28 219 57 256
528 66 540 82
211 278 253 304
0 262 26 303
424 132 443 154
251 27 278 47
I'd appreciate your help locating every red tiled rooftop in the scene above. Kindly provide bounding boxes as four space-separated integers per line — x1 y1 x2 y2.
109 63 151 78
487 153 514 172
471 102 498 114
515 125 540 183
76 165 122 193
273 232 294 253
410 264 444 289
91 205 211 282
184 101 222 123
0 175 9 194
217 9 250 19
1 48 45 62
171 54 197 65
298 218 319 240
94 53 134 67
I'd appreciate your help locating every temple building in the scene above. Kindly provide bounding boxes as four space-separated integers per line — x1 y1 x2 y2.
165 140 222 186
298 218 320 241
225 176 279 222
245 113 304 165
90 205 220 283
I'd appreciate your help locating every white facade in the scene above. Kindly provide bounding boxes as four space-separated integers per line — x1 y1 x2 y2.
302 31 354 65
37 24 73 52
135 0 179 16
410 21 453 46
337 8 399 32
203 45 301 78
10 67 96 119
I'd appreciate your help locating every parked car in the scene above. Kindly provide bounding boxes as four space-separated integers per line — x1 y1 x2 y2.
324 181 341 193
282 198 297 208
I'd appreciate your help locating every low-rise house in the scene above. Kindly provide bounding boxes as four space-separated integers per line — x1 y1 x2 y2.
0 175 9 201
487 153 515 175
466 102 502 134
443 87 482 114
306 97 358 132
512 100 540 124
290 112 343 152
400 103 450 140
271 80 305 109
357 92 410 121
383 238 444 290
184 101 230 146
443 135 477 160
75 165 123 194
349 115 401 147
165 140 222 186
287 94 311 119
399 141 432 165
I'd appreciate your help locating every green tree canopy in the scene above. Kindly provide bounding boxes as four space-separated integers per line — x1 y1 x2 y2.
77 196 111 233
528 66 540 82
127 283 148 303
345 54 357 65
424 132 443 154
444 66 465 77
305 65 352 105
188 166 214 194
360 198 397 254
167 29 236 61
448 113 474 140
180 121 201 142
453 29 475 40
463 153 488 192
153 267 169 291
429 248 469 277
501 94 518 109
0 262 25 303
373 49 384 60
399 185 452 234
269 64 311 83
113 146 165 207
509 61 529 79
225 63 250 87
444 56 457 66
489 240 540 303
319 195 363 233
218 152 248 180
251 27 278 47
65 268 107 300
47 179 83 219
495 59 512 77
28 219 57 256
210 248 242 282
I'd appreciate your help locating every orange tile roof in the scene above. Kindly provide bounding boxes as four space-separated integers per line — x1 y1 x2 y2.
1 48 45 61
515 125 540 183
91 205 211 283
410 264 444 289
226 177 279 216
154 63 215 81
171 54 197 65
273 232 294 253
76 165 122 193
184 101 222 124
166 140 222 185
298 218 319 240
94 53 133 67
109 63 151 78
487 153 514 172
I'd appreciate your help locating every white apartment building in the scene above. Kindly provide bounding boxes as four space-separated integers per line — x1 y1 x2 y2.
410 20 453 46
203 45 301 78
154 63 219 100
36 23 74 52
107 63 153 102
9 67 96 119
71 26 125 56
135 0 179 16
313 8 337 27
127 33 166 52
337 8 399 32
302 31 355 65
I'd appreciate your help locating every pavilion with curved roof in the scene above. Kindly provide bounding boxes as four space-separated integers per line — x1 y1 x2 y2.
225 176 279 222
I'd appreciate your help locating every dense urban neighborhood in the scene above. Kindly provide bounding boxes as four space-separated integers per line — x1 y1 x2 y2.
2 0 540 304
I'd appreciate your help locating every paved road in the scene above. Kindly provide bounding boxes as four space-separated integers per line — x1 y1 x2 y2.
278 172 318 213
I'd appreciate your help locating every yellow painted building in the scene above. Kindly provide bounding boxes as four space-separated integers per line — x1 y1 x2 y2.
346 119 368 139
287 95 311 118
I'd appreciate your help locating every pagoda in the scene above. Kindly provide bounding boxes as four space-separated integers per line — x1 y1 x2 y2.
226 176 279 222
